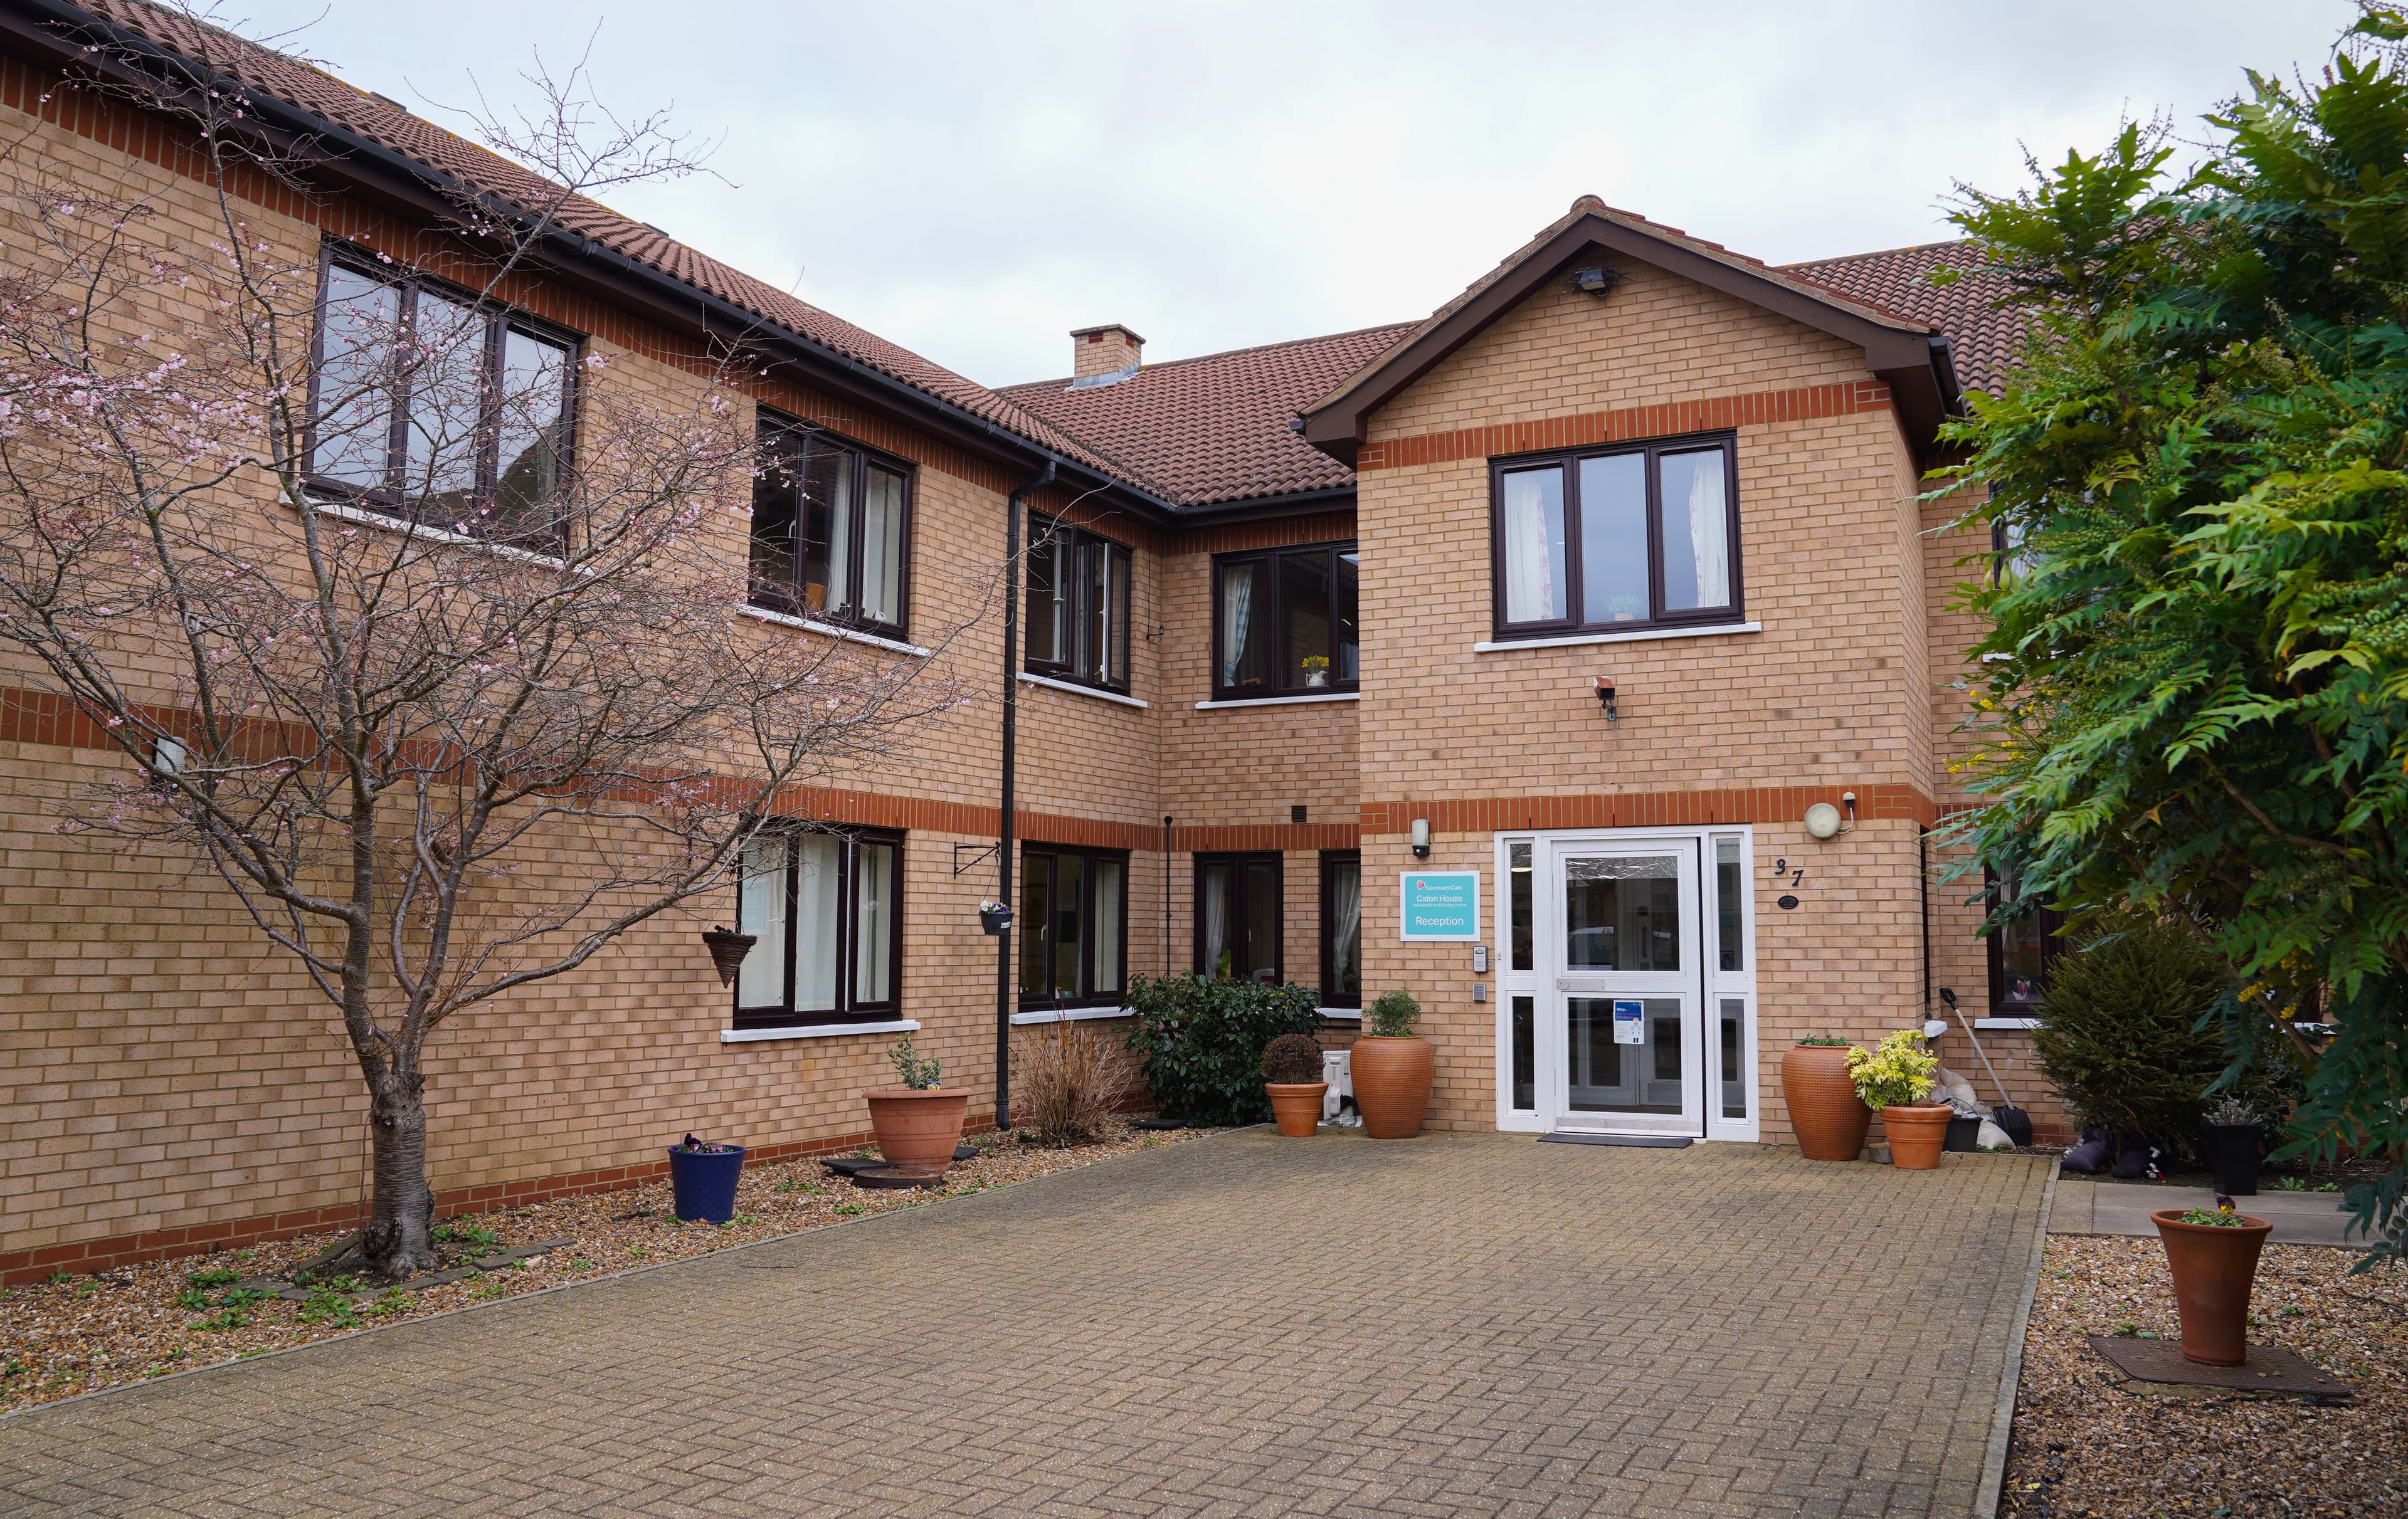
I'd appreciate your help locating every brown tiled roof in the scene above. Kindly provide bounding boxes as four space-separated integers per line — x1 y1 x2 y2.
67 0 1134 485
1783 240 2030 397
998 325 1412 508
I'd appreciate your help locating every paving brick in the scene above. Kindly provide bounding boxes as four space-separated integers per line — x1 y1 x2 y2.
0 1132 2048 1518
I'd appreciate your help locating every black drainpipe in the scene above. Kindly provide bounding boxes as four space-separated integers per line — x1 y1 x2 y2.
1919 825 1933 1012
1162 814 1173 975
996 462 1056 1132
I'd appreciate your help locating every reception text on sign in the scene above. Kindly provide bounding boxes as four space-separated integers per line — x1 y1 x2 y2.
1398 871 1480 942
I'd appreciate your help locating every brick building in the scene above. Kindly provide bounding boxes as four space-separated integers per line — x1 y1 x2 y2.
0 1 2062 1283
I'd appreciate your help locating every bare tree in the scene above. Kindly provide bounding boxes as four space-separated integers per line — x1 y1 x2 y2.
0 8 978 1279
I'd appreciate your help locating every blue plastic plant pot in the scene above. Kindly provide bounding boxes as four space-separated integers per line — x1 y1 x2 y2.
667 1143 746 1224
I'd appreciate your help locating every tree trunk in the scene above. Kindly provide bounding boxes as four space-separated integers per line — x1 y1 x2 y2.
354 1073 440 1282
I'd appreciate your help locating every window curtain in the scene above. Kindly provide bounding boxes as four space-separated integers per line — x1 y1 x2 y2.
1683 452 1729 608
1333 864 1360 992
1502 470 1564 622
1201 868 1230 977
1220 568 1252 686
735 837 788 1010
794 834 842 1012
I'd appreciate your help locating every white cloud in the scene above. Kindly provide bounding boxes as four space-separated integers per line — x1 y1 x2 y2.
222 0 2352 384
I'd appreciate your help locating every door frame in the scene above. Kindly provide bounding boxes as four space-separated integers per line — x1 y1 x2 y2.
1492 826 1760 1143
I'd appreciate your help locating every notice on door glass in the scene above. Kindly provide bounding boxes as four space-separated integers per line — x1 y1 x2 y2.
1398 871 1480 941
1612 999 1645 1045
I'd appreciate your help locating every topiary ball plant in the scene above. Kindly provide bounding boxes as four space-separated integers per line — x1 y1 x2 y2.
2030 913 2234 1145
1365 989 1422 1038
1261 1033 1326 1085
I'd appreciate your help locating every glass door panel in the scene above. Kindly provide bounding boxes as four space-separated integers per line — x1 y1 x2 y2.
1547 839 1701 1137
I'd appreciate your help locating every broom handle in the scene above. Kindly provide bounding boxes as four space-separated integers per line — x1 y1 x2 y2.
1953 1004 2018 1110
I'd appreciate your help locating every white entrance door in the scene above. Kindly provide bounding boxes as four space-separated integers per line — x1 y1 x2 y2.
1543 837 1703 1137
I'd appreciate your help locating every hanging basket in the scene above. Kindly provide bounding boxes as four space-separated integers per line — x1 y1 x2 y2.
700 927 758 987
978 901 1013 936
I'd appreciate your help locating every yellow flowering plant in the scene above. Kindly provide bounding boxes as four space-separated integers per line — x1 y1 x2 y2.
1847 1029 1940 1110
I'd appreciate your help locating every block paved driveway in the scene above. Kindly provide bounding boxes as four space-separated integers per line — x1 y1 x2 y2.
0 1132 2051 1518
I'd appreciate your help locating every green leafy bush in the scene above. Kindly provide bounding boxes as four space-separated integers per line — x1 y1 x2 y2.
1124 974 1323 1125
1365 989 1422 1038
889 1034 942 1090
2032 915 2232 1143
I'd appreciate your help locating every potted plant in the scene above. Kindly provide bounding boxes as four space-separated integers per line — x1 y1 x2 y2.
1849 1029 1948 1169
863 1035 969 1174
1782 1035 1870 1161
1301 654 1331 689
2198 1095 2263 1196
667 1133 746 1223
1352 990 1432 1138
1261 1033 1328 1137
2152 1196 2274 1365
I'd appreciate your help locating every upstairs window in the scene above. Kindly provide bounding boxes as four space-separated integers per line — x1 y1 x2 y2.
750 415 912 639
308 252 577 548
1213 541 1358 700
1491 435 1741 641
734 828 903 1028
1026 514 1132 692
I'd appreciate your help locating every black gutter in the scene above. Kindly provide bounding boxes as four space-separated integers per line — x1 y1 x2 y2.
995 461 1055 1132
1 0 1185 525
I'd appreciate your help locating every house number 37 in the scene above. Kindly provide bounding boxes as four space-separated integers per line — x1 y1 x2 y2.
1771 858 1806 889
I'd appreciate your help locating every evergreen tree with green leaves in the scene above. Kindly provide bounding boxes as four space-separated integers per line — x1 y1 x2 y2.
1936 8 2408 1268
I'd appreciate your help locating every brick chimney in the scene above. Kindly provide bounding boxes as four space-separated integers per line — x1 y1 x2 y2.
1070 323 1144 378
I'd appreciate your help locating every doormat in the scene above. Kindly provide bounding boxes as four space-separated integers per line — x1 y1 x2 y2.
2086 1335 2355 1399
1538 1132 1692 1148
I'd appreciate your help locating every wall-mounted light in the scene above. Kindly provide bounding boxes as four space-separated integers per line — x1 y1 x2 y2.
1803 792 1859 841
1410 817 1432 859
1591 675 1617 722
1571 265 1622 298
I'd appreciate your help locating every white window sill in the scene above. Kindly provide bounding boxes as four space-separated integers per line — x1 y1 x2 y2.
1194 691 1360 710
1474 622 1760 653
1008 1006 1136 1026
737 604 929 658
1974 1017 2042 1031
1317 1007 1363 1021
721 1017 921 1044
305 497 568 569
1018 671 1147 709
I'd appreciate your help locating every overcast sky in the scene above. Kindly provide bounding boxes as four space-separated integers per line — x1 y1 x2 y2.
223 1 2350 387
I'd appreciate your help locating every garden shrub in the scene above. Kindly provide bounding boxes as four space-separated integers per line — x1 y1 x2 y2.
1260 1033 1325 1085
1124 974 1323 1125
1365 989 1422 1038
1019 1020 1122 1147
2031 914 2233 1145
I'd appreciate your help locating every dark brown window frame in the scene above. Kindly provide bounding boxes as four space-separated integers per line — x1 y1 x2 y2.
1318 848 1361 1009
1024 512 1133 693
748 409 917 642
1193 851 1284 984
731 826 906 1030
1486 431 1744 642
1983 864 2067 1014
1017 844 1132 1011
1209 540 1360 702
304 244 581 550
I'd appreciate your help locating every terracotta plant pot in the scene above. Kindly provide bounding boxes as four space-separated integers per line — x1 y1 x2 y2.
1881 1104 1953 1169
2152 1207 2274 1365
1350 1036 1433 1138
863 1087 970 1172
1265 1081 1329 1138
1782 1044 1871 1160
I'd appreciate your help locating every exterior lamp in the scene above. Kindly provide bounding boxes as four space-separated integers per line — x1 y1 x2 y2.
1410 817 1432 859
1803 792 1857 840
1571 266 1622 297
1591 675 1617 721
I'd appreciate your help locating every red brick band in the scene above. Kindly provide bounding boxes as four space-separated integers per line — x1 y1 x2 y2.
1361 783 1936 834
1356 380 1893 471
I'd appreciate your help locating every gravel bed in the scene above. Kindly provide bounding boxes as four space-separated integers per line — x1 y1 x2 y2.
2004 1234 2407 1518
0 1120 1218 1416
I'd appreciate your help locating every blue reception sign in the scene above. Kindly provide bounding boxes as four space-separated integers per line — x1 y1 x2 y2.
1398 871 1481 941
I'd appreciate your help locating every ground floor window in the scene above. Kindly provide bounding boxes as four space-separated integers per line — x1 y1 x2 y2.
1319 849 1361 1007
733 828 902 1028
1020 846 1127 1009
1196 852 1281 982
1986 865 2067 1012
